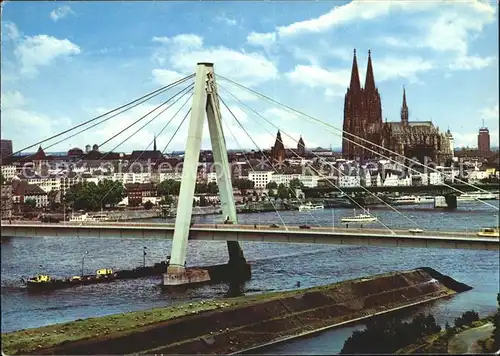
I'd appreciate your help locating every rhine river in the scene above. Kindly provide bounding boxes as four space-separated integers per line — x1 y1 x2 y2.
1 201 499 354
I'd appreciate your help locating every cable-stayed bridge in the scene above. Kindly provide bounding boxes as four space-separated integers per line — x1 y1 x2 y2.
1 63 498 287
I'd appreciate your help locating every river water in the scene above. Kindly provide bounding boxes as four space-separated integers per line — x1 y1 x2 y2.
1 201 499 354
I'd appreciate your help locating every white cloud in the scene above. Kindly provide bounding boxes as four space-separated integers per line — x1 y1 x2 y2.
480 103 499 121
377 36 412 49
286 65 350 89
3 22 20 40
453 129 499 148
152 33 278 88
286 55 433 94
152 69 186 86
452 131 477 148
449 55 496 70
263 108 300 121
276 1 436 38
1 91 70 148
269 1 495 73
246 32 276 48
50 6 74 22
373 56 434 83
14 34 81 76
152 34 203 49
375 2 496 71
214 14 237 26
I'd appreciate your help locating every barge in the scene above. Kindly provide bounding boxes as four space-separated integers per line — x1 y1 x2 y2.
22 260 170 291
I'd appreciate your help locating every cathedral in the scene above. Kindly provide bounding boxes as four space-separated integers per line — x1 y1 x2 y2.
342 49 453 164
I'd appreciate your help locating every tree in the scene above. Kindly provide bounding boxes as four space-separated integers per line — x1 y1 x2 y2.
289 178 304 191
199 195 208 206
65 181 100 211
24 198 37 208
207 181 219 194
454 310 480 328
277 183 290 200
157 179 181 196
266 181 278 190
493 293 500 349
341 313 441 354
0 172 5 185
97 180 124 207
143 201 153 210
233 178 254 194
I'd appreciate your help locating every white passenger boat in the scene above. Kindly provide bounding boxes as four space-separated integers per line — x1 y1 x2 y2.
391 195 434 205
458 192 497 201
299 202 324 212
341 209 378 223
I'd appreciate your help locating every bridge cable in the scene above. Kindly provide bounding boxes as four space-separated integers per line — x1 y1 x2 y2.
218 98 290 230
97 83 194 151
216 75 499 211
47 82 194 208
219 86 426 231
8 74 195 158
218 95 323 228
46 81 194 181
39 79 194 156
97 89 194 206
218 89 397 234
161 108 192 155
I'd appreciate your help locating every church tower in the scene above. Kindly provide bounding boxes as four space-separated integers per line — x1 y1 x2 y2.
363 50 383 126
343 49 364 160
401 87 409 125
297 136 305 156
271 130 286 162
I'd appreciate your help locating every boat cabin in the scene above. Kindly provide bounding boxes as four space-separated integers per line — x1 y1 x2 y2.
96 268 113 276
30 275 51 283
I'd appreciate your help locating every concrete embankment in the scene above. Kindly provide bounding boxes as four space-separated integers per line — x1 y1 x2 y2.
2 267 471 355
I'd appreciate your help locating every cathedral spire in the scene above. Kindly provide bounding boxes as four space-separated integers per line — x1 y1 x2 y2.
364 49 376 92
401 86 409 125
349 49 361 92
153 134 157 151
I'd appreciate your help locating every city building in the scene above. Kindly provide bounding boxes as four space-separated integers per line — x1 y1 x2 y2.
1 183 13 219
478 121 491 156
0 139 13 163
12 180 48 208
125 183 157 207
342 49 453 163
271 131 286 162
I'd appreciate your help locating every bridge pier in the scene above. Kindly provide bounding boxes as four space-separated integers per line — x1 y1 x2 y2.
164 62 249 289
434 195 457 209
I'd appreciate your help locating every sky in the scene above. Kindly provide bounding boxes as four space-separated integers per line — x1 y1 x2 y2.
1 0 498 155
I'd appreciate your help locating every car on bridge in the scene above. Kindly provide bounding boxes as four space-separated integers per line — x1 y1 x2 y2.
409 228 424 234
269 224 279 228
299 224 311 229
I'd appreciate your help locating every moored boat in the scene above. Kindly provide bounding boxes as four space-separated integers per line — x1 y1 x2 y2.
299 202 324 211
23 260 170 291
341 209 378 223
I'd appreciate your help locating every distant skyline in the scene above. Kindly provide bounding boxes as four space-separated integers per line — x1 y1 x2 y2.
1 1 498 154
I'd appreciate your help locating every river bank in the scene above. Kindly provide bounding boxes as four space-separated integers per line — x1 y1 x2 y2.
395 316 497 354
2 267 472 355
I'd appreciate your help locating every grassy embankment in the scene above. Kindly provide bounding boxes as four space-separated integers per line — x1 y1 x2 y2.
2 268 467 355
1 282 343 354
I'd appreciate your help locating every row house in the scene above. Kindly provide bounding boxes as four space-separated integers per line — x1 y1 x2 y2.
1 165 16 181
12 180 48 208
1 184 13 219
124 183 158 207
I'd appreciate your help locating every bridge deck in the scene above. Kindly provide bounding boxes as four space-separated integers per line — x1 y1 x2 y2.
1 221 498 251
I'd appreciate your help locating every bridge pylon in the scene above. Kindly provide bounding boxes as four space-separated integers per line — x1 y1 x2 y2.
164 63 247 286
